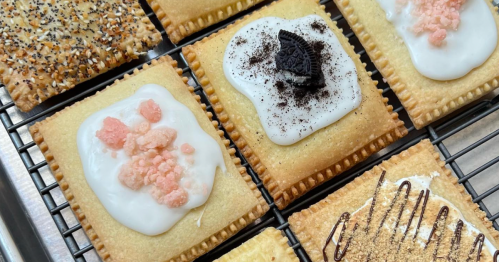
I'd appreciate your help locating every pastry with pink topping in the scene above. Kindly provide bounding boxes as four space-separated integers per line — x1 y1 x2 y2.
29 56 268 262
335 0 499 129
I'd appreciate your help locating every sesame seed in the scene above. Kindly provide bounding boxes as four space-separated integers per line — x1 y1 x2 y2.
88 59 93 65
8 68 13 75
52 81 56 87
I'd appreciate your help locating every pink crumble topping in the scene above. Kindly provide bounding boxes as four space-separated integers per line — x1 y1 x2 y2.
96 117 130 150
139 99 162 123
401 0 466 46
96 99 196 208
181 143 195 154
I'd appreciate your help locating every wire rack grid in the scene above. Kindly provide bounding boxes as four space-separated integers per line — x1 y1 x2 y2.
0 0 499 261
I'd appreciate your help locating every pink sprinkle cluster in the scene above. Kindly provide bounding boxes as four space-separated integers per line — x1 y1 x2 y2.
400 0 466 46
96 99 195 208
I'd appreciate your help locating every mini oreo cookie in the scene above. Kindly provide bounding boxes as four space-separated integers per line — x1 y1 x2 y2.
275 30 325 88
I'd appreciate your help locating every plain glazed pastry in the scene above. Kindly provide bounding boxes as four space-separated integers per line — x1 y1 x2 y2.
213 227 300 262
145 0 264 43
0 0 162 112
334 0 499 129
289 139 499 262
29 56 268 262
183 0 407 209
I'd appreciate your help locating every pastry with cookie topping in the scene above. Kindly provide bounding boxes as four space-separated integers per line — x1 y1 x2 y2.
183 0 407 209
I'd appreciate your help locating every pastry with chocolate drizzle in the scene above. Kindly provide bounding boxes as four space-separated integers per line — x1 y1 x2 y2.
289 140 499 262
323 171 495 261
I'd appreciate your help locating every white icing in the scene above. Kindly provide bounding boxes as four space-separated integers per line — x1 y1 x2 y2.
77 84 226 236
223 15 361 145
375 0 498 80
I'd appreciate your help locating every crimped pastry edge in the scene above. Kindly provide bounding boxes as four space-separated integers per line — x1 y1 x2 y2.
213 227 300 262
288 139 499 262
333 0 499 129
182 0 407 209
2 1 162 112
29 55 269 262
146 0 264 44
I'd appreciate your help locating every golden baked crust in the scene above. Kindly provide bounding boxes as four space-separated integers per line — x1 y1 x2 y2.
213 227 299 262
289 139 499 261
29 55 269 262
334 0 499 129
146 0 264 44
182 0 408 209
0 0 162 112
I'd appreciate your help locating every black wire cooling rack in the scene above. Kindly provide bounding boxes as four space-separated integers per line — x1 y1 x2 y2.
1 0 499 261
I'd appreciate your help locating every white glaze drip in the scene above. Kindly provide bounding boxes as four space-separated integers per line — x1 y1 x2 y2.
375 0 497 80
77 84 226 236
223 15 361 145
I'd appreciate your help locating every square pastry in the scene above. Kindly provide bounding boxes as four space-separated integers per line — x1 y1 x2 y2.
0 0 162 112
29 56 268 262
146 0 265 43
183 0 407 209
214 227 299 262
289 139 499 262
334 0 499 129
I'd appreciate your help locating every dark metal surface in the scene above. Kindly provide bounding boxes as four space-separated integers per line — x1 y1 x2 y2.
0 0 498 261
0 160 49 262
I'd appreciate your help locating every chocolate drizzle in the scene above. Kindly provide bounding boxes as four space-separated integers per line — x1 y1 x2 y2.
425 206 449 260
322 173 496 261
396 189 426 252
467 234 485 262
322 212 358 262
366 171 386 233
448 220 464 261
413 189 430 241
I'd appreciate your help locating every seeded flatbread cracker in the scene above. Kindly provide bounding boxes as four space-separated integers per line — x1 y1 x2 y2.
0 0 162 112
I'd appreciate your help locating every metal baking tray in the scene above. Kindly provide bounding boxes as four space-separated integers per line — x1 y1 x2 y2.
1 0 498 261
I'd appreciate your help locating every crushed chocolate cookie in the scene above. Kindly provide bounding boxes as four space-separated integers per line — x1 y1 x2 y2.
224 17 362 141
275 30 325 88
246 33 277 68
311 41 326 63
235 36 248 46
311 21 327 34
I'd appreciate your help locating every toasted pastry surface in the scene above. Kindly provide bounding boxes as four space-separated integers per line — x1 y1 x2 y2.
0 0 162 112
29 55 268 262
214 227 299 262
183 0 407 209
334 0 499 129
146 0 264 43
289 139 499 261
